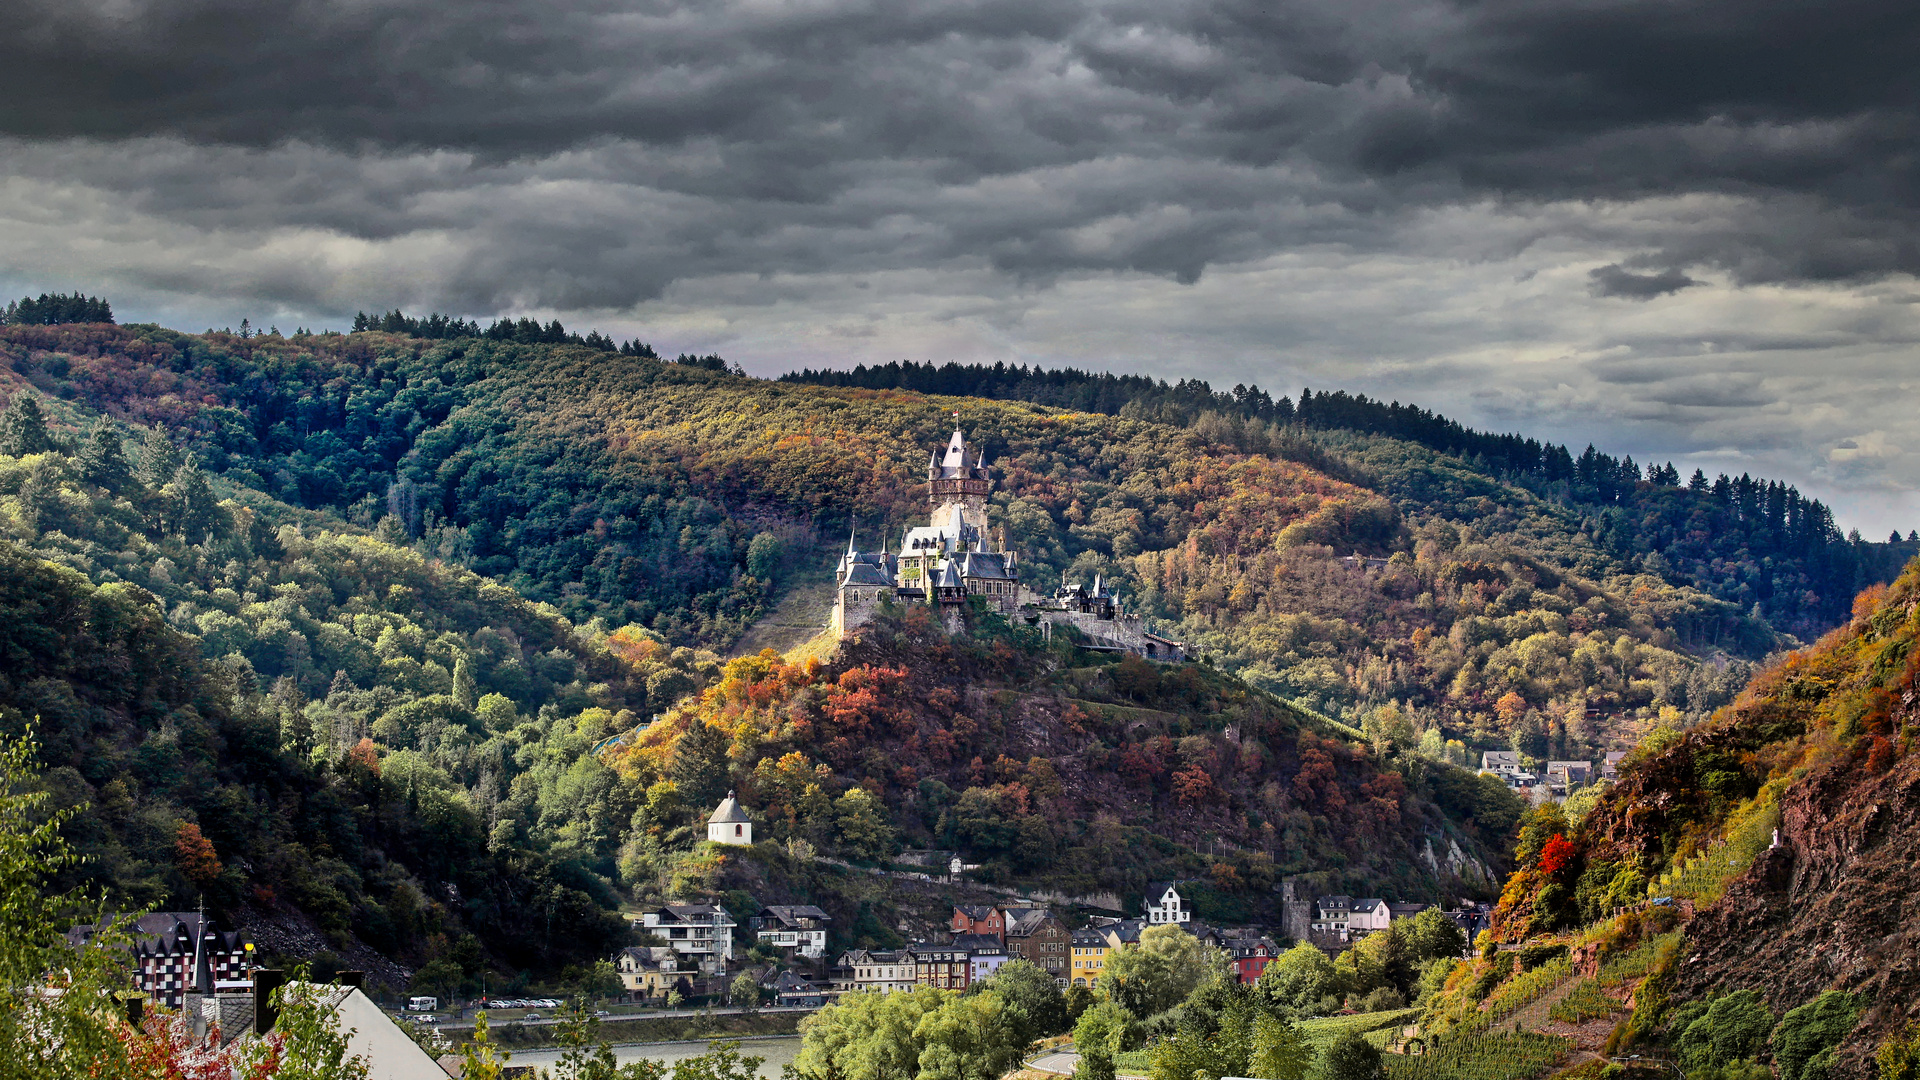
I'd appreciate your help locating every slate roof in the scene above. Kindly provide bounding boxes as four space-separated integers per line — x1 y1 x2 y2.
709 793 751 824
959 552 1014 580
951 933 1007 954
758 905 831 927
843 562 894 587
1003 908 1058 936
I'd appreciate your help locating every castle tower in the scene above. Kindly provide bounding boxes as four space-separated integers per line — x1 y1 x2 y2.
928 424 992 535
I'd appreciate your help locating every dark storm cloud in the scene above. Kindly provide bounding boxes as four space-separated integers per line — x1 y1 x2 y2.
1588 264 1699 299
4 0 1916 291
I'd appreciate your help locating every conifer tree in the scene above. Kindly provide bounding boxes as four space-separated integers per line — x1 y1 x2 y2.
671 720 733 810
76 418 131 490
136 427 179 490
0 392 52 457
170 455 221 540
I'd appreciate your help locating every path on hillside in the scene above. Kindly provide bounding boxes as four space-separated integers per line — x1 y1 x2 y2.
728 575 836 658
1026 1049 1146 1080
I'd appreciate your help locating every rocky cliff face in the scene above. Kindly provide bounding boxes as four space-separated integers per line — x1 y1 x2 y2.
1517 560 1920 1078
1677 742 1920 1078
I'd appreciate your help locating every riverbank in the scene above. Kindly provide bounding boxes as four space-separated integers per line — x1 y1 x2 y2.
507 1036 806 1078
457 1010 807 1051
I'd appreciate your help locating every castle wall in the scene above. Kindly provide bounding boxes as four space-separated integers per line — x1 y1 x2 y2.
1037 608 1150 652
832 584 888 638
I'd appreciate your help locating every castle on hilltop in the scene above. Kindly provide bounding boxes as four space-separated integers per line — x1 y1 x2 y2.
831 425 1184 661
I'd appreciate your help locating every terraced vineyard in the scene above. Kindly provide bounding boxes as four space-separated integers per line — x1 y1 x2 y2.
1547 980 1621 1025
1384 1031 1570 1080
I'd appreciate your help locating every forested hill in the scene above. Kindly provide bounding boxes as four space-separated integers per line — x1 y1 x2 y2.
782 360 1912 639
0 316 1913 994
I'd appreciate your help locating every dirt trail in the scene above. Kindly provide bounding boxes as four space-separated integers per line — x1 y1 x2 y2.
729 574 836 658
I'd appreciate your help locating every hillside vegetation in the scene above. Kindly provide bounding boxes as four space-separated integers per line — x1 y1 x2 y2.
1 317 1914 993
1481 555 1920 1079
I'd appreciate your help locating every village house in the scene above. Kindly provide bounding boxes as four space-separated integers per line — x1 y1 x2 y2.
1003 907 1072 983
707 792 753 846
1069 928 1109 987
1444 901 1495 948
1143 881 1193 925
1480 750 1521 775
772 971 826 1007
1546 760 1594 789
1348 898 1391 935
907 941 973 990
843 949 918 994
613 945 691 1001
951 904 1006 939
955 933 1011 982
1100 918 1148 950
1311 896 1353 939
1194 926 1281 984
1603 751 1630 780
637 903 736 974
751 905 832 959
65 913 253 1009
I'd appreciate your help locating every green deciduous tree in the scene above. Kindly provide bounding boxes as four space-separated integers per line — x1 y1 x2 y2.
915 990 1022 1080
1772 991 1860 1080
0 728 137 1080
1248 1012 1314 1080
1318 1031 1382 1080
835 787 894 861
1256 941 1343 1016
1098 923 1229 1020
1071 1000 1141 1080
974 959 1068 1047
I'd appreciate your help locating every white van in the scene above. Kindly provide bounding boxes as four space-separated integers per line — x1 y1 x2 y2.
408 996 439 1012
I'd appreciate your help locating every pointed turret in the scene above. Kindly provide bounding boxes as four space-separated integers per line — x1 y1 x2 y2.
940 428 968 473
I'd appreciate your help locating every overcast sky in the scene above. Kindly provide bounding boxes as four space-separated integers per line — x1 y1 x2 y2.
4 0 1918 533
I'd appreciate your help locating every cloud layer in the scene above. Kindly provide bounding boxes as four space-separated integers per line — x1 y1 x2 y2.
2 0 1917 530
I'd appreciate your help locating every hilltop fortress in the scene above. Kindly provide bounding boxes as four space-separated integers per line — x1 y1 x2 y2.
832 426 1184 661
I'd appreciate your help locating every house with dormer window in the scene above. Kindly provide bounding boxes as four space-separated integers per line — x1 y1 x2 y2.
1144 881 1192 925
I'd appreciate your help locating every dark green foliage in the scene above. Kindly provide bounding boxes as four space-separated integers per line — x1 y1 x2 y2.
0 393 52 457
671 720 733 810
76 419 132 490
972 959 1068 1046
3 292 113 325
1772 991 1860 1080
1671 990 1773 1074
1320 1030 1383 1080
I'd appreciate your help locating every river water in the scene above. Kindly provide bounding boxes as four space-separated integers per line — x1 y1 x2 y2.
507 1035 805 1078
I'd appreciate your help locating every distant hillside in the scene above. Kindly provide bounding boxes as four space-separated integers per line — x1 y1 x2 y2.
4 317 1914 991
783 359 1913 640
1489 555 1920 1078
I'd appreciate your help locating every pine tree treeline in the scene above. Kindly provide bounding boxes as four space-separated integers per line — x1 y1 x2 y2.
2 292 114 326
349 308 657 356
